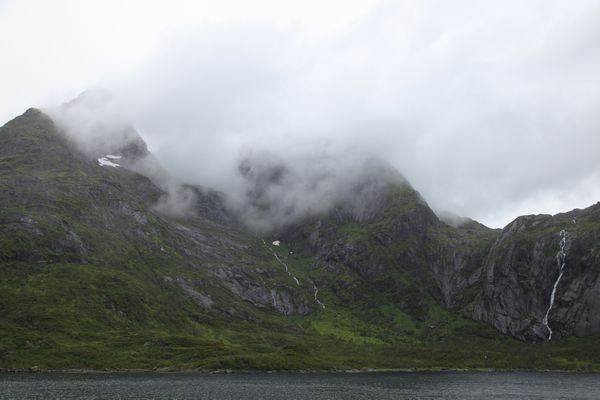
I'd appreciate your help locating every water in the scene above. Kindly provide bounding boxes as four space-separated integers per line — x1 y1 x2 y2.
261 237 326 308
2 371 599 399
312 280 326 309
542 229 568 341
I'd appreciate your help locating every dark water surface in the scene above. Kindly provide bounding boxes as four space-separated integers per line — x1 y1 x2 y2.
1 371 599 399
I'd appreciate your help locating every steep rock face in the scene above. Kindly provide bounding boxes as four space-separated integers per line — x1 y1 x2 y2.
276 176 506 320
2 104 600 355
281 182 450 316
474 207 600 340
277 172 506 318
427 221 500 311
0 108 314 320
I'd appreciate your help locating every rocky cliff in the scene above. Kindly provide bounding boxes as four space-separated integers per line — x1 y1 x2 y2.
474 207 600 341
1 105 600 371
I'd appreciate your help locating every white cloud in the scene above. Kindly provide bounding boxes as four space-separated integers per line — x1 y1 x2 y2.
2 0 600 228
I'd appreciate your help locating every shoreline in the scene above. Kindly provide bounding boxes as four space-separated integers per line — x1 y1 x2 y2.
1 367 599 374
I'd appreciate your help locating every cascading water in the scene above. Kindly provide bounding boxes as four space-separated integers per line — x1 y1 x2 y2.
273 251 301 286
259 238 325 310
311 280 326 309
261 238 301 286
541 229 567 341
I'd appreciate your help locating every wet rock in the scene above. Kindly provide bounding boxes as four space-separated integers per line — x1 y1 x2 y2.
474 208 600 340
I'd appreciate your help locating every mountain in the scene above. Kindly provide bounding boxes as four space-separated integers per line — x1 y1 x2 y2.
1 106 599 371
474 207 600 340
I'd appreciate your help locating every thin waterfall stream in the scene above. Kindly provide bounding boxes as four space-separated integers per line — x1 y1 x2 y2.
260 238 326 309
541 229 567 341
311 280 326 309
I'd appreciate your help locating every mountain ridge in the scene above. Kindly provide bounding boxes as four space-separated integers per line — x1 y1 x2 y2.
1 106 600 371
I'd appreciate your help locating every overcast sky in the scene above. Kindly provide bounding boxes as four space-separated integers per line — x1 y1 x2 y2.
1 0 600 228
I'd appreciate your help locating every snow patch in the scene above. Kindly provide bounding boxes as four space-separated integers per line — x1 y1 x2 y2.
105 154 122 159
98 156 120 168
272 240 280 246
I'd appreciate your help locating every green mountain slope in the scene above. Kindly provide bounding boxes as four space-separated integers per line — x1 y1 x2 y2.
1 108 600 372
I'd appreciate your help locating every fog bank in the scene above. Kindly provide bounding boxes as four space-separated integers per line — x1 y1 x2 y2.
16 1 600 228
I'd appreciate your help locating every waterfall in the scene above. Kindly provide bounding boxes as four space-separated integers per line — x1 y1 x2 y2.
260 238 325 309
272 252 300 286
541 229 567 341
261 239 301 286
312 280 326 309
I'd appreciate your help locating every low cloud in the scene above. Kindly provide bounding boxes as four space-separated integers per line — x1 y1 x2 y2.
43 1 600 228
47 91 200 219
232 150 406 231
47 90 143 158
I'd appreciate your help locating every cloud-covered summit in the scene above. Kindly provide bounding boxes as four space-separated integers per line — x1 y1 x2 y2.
47 90 410 231
4 0 600 227
234 149 408 231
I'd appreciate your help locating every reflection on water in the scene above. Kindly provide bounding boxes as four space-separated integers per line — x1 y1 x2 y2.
1 371 599 399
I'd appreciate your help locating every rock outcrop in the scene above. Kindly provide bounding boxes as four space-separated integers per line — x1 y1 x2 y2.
474 207 600 340
1 104 600 355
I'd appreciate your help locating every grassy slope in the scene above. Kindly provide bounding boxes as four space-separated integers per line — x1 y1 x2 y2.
3 259 599 372
1 110 599 372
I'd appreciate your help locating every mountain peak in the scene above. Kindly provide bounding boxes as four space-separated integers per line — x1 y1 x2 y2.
234 151 416 231
2 101 600 371
46 90 149 162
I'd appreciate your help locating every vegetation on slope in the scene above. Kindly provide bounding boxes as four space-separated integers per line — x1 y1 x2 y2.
1 109 599 372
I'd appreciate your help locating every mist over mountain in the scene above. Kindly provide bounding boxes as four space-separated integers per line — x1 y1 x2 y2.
2 101 600 371
47 90 412 232
2 0 600 373
8 0 597 228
